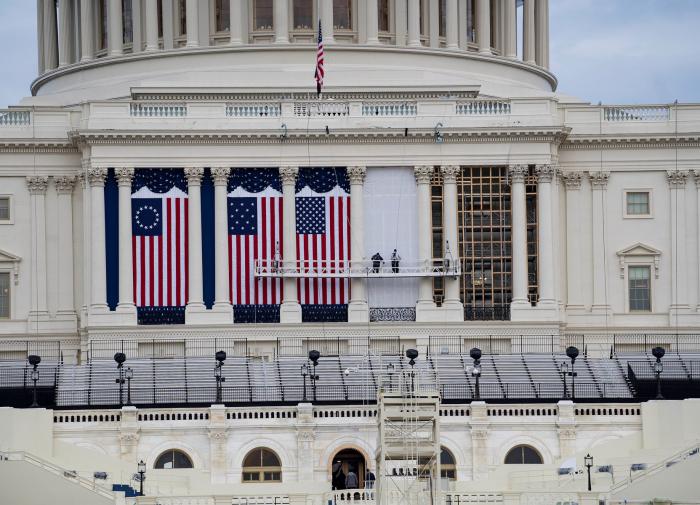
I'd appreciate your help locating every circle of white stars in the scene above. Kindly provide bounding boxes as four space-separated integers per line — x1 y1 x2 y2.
135 205 160 230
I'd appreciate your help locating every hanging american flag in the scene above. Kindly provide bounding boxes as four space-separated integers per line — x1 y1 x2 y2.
131 172 189 308
314 18 324 96
296 186 350 305
228 189 283 305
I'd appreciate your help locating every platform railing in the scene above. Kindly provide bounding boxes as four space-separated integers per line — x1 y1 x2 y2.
254 259 460 278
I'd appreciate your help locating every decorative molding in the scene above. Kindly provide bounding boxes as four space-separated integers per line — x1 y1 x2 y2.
279 166 299 185
440 165 461 183
183 166 205 185
535 164 555 183
471 429 489 440
589 171 610 189
561 171 582 190
347 166 367 185
208 429 228 441
694 170 700 188
87 167 108 187
54 175 77 193
561 134 700 150
26 176 49 194
508 165 529 184
557 428 577 440
414 165 434 184
114 167 135 186
211 166 231 185
369 307 416 322
0 248 21 285
617 242 661 279
666 169 689 189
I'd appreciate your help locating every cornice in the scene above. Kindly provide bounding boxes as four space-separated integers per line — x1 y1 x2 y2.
561 134 700 150
0 139 78 153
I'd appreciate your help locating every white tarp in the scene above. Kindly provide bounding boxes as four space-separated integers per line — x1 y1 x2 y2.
363 167 419 308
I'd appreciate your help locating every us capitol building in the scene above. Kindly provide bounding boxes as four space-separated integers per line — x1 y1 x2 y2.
0 1 699 504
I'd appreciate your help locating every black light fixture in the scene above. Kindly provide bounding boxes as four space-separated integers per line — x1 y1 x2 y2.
137 460 146 496
406 349 419 393
652 346 665 399
308 350 320 401
114 352 126 407
125 367 134 406
584 453 593 491
565 346 579 400
215 350 227 404
469 348 482 401
28 355 41 408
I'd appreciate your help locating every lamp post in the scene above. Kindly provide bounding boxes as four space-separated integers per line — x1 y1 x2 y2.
114 352 126 407
308 350 320 401
300 363 309 401
584 453 593 491
469 348 482 400
652 346 665 399
125 367 133 406
561 361 569 400
215 350 227 404
137 459 146 496
406 349 418 393
565 346 579 400
28 354 41 408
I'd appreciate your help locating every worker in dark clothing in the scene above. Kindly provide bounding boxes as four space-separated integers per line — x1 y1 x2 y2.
391 249 401 273
371 252 383 273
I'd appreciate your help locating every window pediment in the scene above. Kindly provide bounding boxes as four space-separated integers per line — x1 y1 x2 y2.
616 243 660 278
0 248 21 284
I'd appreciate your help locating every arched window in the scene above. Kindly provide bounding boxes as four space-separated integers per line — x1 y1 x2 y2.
440 447 456 479
504 445 543 464
242 448 282 482
154 449 194 469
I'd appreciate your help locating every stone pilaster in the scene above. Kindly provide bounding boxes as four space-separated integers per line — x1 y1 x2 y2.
210 167 233 322
535 164 557 313
509 165 529 313
55 176 78 321
414 166 437 321
563 172 585 312
439 165 464 321
556 400 576 459
347 166 369 322
208 404 228 483
667 170 690 318
114 168 137 323
184 167 207 322
296 403 316 482
589 171 611 318
87 167 110 321
27 176 50 326
280 166 302 322
119 406 140 463
469 401 490 480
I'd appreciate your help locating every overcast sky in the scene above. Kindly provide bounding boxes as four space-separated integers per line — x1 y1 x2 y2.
0 0 698 107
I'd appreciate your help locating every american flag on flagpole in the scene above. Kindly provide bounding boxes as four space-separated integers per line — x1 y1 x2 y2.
314 18 324 96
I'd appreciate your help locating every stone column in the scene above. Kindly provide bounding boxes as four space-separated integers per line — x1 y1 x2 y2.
667 170 690 317
428 0 439 48
37 0 45 73
79 162 91 326
395 0 407 46
589 171 610 316
445 0 459 49
80 0 94 61
108 0 123 56
88 167 109 314
535 0 549 68
440 166 464 320
208 404 228 484
229 0 243 44
185 0 199 47
366 0 380 44
415 166 437 319
273 0 290 43
504 0 516 58
348 166 368 323
212 167 233 320
523 0 535 64
296 403 316 482
119 406 140 463
536 165 556 309
132 0 142 53
184 168 206 320
469 402 489 481
407 0 421 47
27 176 50 322
55 176 77 319
509 165 529 309
695 171 700 312
58 0 74 66
563 172 584 312
144 0 159 51
556 400 576 459
115 168 137 322
476 0 490 54
320 0 335 44
280 166 302 323
44 0 59 70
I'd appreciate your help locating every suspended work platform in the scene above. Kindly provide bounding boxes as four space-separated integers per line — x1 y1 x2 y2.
254 259 460 279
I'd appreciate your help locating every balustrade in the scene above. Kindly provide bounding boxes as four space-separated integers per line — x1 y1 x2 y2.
603 105 670 121
456 100 511 115
293 101 350 117
130 103 188 117
226 103 281 117
0 110 31 126
362 102 417 116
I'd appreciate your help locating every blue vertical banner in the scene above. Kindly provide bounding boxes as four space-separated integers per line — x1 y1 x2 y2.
201 168 215 310
104 168 119 311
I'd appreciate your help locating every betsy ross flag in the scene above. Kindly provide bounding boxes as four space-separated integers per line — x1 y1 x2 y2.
314 19 324 96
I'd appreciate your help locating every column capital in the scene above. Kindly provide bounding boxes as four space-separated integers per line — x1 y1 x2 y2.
114 167 135 186
54 175 77 194
667 169 689 189
211 167 231 186
693 170 700 187
26 175 49 194
347 166 367 184
588 171 610 189
279 166 299 185
508 165 529 183
184 167 205 185
440 165 461 183
535 164 555 183
561 171 583 190
414 165 434 184
87 167 109 187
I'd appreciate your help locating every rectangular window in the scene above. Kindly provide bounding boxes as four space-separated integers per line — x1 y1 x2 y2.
293 0 313 29
98 0 108 50
378 0 389 32
467 0 475 42
626 191 650 216
216 0 231 31
0 272 9 318
178 0 187 36
122 0 133 43
628 266 651 311
333 0 352 30
439 0 446 37
0 197 10 221
254 0 273 30
157 0 163 38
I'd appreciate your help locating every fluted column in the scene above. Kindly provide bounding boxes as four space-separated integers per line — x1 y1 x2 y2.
80 0 94 61
37 0 45 73
445 0 459 49
144 0 159 51
280 167 302 323
27 176 50 322
230 0 244 44
695 171 700 312
667 170 690 317
273 0 290 43
212 167 233 319
536 165 556 308
428 0 439 47
523 0 535 64
366 0 380 44
395 0 407 45
43 0 59 70
108 0 123 56
185 0 199 47
407 0 421 47
88 167 109 313
55 176 77 318
114 168 137 320
476 0 491 54
58 0 73 66
347 166 368 323
440 166 463 319
320 0 335 44
535 0 549 68
589 171 610 315
504 0 516 58
563 172 584 312
415 166 436 317
509 165 529 308
184 168 206 319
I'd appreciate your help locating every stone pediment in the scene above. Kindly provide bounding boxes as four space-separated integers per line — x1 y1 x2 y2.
0 248 21 284
616 243 660 278
616 243 661 258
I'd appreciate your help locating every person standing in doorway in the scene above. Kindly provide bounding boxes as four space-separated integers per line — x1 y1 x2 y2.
345 466 359 489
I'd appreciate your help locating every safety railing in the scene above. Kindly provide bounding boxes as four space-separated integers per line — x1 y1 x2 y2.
88 338 249 361
0 340 62 361
254 259 460 278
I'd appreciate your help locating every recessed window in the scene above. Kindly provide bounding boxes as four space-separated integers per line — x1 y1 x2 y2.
122 0 133 43
0 272 9 319
216 0 231 32
378 0 390 33
242 448 281 482
154 449 193 469
0 197 10 222
294 0 313 30
178 0 187 36
254 0 274 31
504 445 543 464
333 0 352 30
629 265 651 312
625 191 651 217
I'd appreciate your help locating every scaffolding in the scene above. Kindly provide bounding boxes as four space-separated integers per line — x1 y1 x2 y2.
376 357 441 505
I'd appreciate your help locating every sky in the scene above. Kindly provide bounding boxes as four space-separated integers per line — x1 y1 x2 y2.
0 0 699 107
